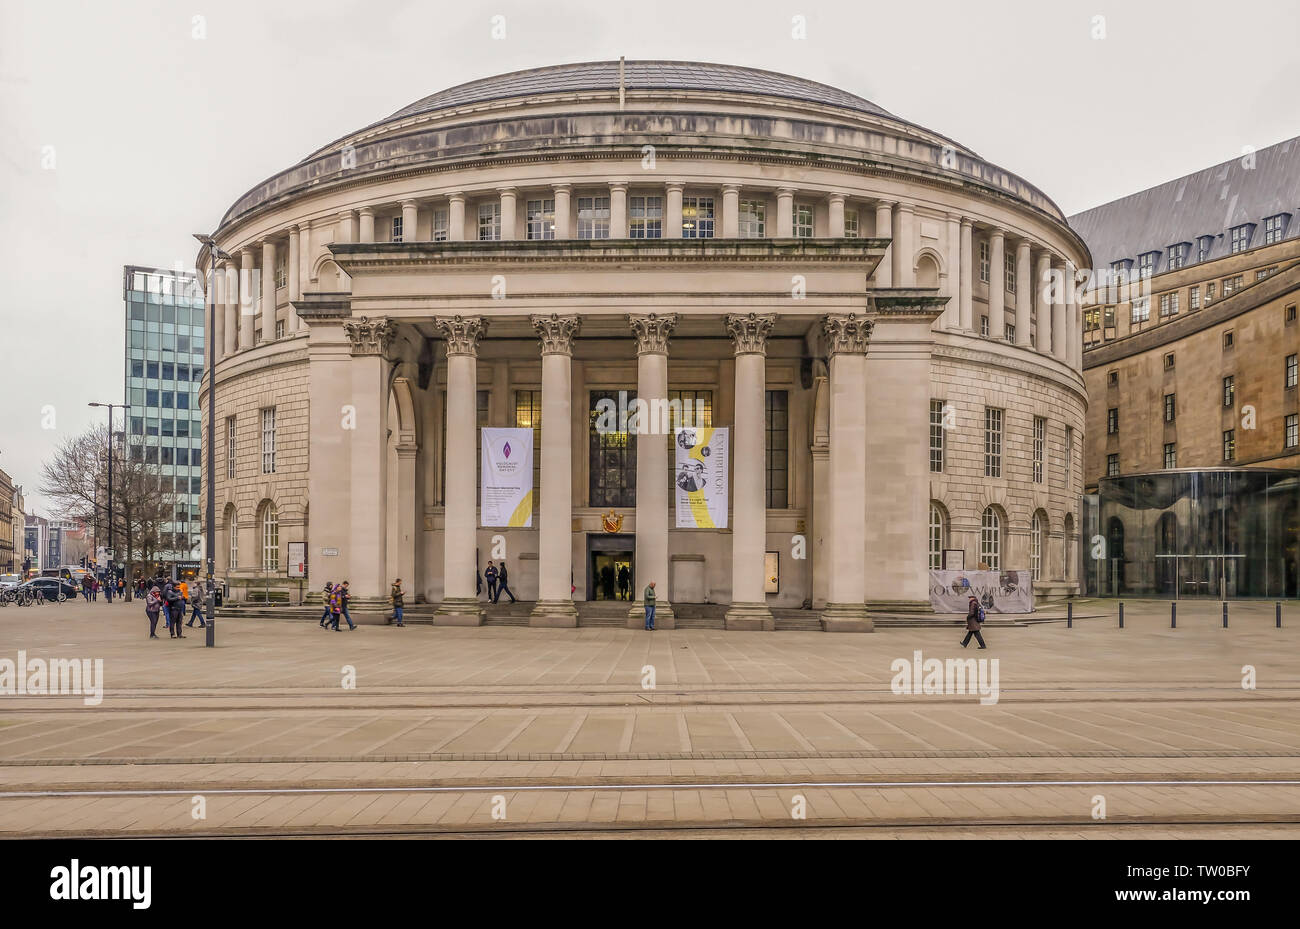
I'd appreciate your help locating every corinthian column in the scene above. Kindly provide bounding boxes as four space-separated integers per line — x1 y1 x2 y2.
434 315 488 619
725 313 777 630
628 313 678 628
343 316 396 606
530 314 581 626
821 313 873 632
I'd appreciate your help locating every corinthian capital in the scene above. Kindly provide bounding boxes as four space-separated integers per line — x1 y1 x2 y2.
532 314 581 356
433 315 487 356
823 313 872 355
343 316 397 357
628 313 679 355
725 313 777 355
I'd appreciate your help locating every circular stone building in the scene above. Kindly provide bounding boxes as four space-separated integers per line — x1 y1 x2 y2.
198 60 1089 629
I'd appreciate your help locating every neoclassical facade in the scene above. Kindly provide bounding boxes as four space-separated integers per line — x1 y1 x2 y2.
198 60 1089 627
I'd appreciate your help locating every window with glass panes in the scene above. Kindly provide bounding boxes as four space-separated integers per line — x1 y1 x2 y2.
526 199 555 240
226 504 237 568
226 416 236 478
1032 417 1045 483
478 202 501 241
666 390 713 499
1223 429 1236 461
1107 453 1119 476
589 390 636 507
1107 407 1118 434
765 391 788 507
577 197 610 239
1005 253 1016 292
391 216 403 243
274 255 286 288
929 400 945 473
984 408 1003 477
1139 253 1156 277
1223 376 1235 407
432 208 449 241
1286 354 1297 388
629 196 662 238
1159 293 1179 316
1263 214 1288 245
514 390 542 506
275 319 285 339
1229 225 1252 253
980 507 1001 569
1064 426 1074 489
1005 323 1015 342
738 200 765 238
261 408 276 473
1287 414 1299 449
1030 512 1043 578
794 204 813 237
1132 298 1150 323
979 241 989 283
928 503 944 570
1164 443 1177 469
681 197 714 238
1190 286 1200 309
1168 243 1187 269
1164 393 1176 423
980 315 989 336
261 503 279 570
843 209 859 237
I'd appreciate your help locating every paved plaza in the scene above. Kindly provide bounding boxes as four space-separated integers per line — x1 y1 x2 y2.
0 598 1298 837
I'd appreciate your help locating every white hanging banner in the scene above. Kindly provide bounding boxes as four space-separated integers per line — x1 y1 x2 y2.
674 426 728 528
480 427 533 527
928 570 1034 613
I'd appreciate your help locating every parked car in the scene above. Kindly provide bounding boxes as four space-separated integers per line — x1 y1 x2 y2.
18 577 78 602
0 574 20 591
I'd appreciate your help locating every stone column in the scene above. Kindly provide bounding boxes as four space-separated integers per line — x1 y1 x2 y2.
1066 260 1081 370
894 203 915 286
609 183 628 238
873 200 894 287
775 188 795 237
222 261 238 357
305 312 354 589
942 214 960 329
287 225 301 332
721 185 740 237
553 184 572 239
212 260 226 360
960 218 974 332
821 314 872 631
628 313 678 628
358 207 375 243
1036 250 1053 355
1053 260 1069 362
337 210 356 243
1013 239 1031 346
448 193 466 242
530 314 581 625
401 200 419 242
665 183 684 239
434 316 487 619
725 313 776 630
261 239 277 339
343 317 395 606
238 247 255 350
986 230 1005 338
828 194 846 237
499 187 517 240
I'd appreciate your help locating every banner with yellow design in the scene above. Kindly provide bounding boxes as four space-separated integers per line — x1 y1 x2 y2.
674 426 728 529
481 427 533 527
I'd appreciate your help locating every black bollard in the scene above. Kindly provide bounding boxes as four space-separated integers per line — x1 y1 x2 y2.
1278 602 1283 629
1119 601 1124 629
205 591 216 648
1223 602 1228 628
1171 602 1177 628
1067 602 1073 628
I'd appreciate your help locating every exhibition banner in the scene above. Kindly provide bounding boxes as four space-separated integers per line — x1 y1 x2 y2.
674 426 728 528
480 427 534 527
929 569 1034 613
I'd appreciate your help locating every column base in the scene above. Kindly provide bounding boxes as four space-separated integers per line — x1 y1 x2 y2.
627 602 674 629
433 597 484 626
724 602 775 631
866 599 933 615
530 600 579 627
820 602 874 632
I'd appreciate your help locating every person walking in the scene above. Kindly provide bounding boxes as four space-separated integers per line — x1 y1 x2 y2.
104 575 113 604
320 582 334 628
390 578 405 627
117 577 125 599
494 562 516 605
186 585 207 628
81 574 92 602
91 577 99 601
178 579 189 619
339 581 356 630
327 583 343 631
484 562 498 603
617 565 630 601
145 586 162 639
164 583 186 638
643 580 657 631
961 595 988 649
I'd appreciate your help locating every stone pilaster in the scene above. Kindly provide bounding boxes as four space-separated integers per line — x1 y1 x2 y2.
344 316 395 608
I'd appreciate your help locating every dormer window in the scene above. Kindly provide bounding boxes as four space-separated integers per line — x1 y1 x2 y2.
1138 252 1159 278
1197 235 1215 263
1167 243 1189 270
1263 214 1290 246
1111 259 1132 286
1229 224 1255 254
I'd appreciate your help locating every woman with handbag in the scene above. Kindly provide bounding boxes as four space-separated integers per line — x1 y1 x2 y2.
145 587 162 639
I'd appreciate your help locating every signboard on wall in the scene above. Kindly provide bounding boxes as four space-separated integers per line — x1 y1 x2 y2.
929 570 1033 613
674 426 729 528
288 542 306 578
481 427 534 527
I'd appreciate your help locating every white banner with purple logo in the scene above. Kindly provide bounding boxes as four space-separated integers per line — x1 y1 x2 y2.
480 428 533 527
929 570 1034 613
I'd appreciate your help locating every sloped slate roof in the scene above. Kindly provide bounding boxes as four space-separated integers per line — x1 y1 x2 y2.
1068 136 1300 269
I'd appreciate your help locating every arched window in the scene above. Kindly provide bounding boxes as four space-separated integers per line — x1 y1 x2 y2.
1031 511 1045 579
980 506 1002 569
225 504 237 570
1063 513 1076 580
260 502 279 571
928 503 947 570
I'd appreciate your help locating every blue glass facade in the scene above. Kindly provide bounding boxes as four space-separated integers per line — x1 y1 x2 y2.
123 266 205 563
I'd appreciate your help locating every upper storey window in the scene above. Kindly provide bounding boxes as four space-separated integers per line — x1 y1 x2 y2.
577 197 610 239
629 196 663 238
432 208 449 242
527 199 555 240
681 197 714 238
391 216 403 243
843 209 859 238
1110 259 1132 286
1263 214 1290 245
1167 243 1189 270
1138 251 1158 278
1197 235 1214 263
478 203 501 241
738 200 766 238
1229 224 1254 254
1004 252 1016 293
794 204 814 238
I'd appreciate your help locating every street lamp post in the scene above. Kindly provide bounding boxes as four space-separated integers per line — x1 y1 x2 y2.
193 234 231 648
88 401 127 597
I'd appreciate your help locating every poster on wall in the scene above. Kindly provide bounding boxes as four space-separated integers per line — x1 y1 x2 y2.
674 426 729 528
480 427 534 527
288 542 306 578
929 569 1034 613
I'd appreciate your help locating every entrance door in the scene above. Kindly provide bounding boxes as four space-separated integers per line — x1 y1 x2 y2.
587 534 634 601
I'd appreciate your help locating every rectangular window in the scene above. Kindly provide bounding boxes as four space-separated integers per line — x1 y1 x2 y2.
1190 286 1200 309
275 319 285 339
1004 323 1015 342
738 200 766 238
793 204 814 238
1164 352 1175 370
629 196 663 238
1032 417 1045 483
1064 426 1074 488
589 390 637 507
274 255 286 289
1131 298 1150 323
1224 330 1234 350
1223 275 1243 296
1138 252 1156 278
1206 282 1216 302
260 408 276 474
226 416 236 479
929 400 945 473
577 196 610 239
1005 252 1016 293
843 209 859 238
514 389 542 507
1287 354 1298 389
1164 393 1176 423
1229 225 1253 254
478 203 501 241
1107 407 1118 435
1287 414 1299 449
1223 375 1235 407
391 216 403 243
984 407 1003 478
681 196 714 238
1167 244 1187 270
526 199 555 240
1164 443 1177 469
1223 430 1236 462
1111 260 1129 286
1289 304 1298 323
980 315 989 337
1159 293 1179 317
1107 453 1119 477
979 241 990 284
1263 214 1288 245
432 208 449 241
1108 370 1119 387
1257 267 1277 281
765 390 789 507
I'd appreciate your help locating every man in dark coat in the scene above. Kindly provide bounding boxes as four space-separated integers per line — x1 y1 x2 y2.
494 562 516 604
961 595 987 649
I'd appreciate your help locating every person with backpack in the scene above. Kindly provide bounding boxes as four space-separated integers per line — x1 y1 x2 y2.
164 583 186 638
961 595 988 649
327 584 343 631
186 585 207 628
320 582 334 628
390 578 405 627
145 586 162 639
494 562 516 605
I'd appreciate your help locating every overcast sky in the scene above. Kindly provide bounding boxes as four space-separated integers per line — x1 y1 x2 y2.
2 0 1297 515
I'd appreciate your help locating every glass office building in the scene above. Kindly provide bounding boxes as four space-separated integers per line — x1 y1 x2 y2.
1084 469 1300 599
123 266 205 573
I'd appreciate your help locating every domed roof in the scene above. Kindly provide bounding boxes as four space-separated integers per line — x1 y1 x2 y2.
386 59 897 123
